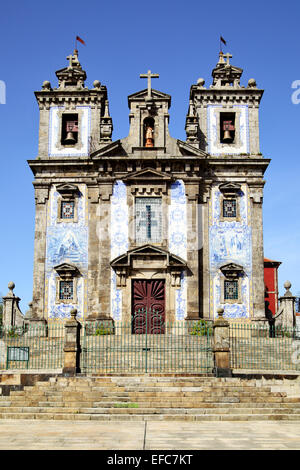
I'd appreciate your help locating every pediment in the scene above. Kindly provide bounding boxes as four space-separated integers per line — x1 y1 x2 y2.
54 263 80 275
123 168 172 182
177 140 208 157
56 183 79 196
111 245 187 269
128 88 171 104
90 140 127 158
220 263 244 278
219 182 241 195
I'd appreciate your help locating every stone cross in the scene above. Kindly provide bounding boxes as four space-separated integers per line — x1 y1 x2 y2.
140 70 159 98
67 54 73 68
224 53 233 66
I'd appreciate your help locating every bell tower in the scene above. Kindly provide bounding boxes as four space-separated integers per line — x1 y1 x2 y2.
35 49 113 159
185 52 270 322
187 51 263 156
124 70 171 156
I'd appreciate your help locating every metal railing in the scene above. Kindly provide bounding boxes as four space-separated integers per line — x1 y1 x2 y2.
0 323 64 370
230 323 300 372
81 310 213 374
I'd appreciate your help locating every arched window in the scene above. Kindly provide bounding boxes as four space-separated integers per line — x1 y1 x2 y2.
143 117 155 147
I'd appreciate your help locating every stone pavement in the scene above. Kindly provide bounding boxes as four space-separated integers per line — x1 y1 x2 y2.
0 419 300 450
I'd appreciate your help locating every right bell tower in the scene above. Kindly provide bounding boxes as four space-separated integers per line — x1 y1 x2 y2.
186 52 270 322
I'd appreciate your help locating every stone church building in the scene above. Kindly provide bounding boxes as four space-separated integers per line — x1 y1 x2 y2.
28 50 270 326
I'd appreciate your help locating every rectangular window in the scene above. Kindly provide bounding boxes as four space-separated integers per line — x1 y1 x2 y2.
61 201 75 219
135 197 162 243
224 280 239 301
59 281 73 300
223 199 237 218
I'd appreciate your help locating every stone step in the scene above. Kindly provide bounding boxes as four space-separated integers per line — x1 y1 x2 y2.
0 412 299 421
1 406 300 416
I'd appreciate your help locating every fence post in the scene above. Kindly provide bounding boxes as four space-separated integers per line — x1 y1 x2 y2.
2 282 24 328
63 308 81 375
277 281 296 330
213 307 232 377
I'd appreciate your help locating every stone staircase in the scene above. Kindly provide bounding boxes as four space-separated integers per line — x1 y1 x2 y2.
0 375 300 421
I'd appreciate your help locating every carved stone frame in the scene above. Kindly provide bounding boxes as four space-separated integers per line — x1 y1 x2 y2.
213 107 242 151
54 107 85 152
110 245 187 323
56 183 80 223
219 182 242 223
54 263 80 305
220 263 244 305
123 168 172 249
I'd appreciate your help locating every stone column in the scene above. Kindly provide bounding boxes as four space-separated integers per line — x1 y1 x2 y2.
199 182 212 320
249 185 266 322
213 307 232 377
87 183 113 322
2 282 24 328
277 281 296 330
31 184 49 319
185 183 200 319
87 185 101 317
63 308 81 375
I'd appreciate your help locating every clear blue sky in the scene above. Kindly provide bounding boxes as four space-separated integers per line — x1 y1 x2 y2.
0 0 300 312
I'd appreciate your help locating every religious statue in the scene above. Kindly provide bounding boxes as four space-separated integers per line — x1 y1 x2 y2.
145 125 154 147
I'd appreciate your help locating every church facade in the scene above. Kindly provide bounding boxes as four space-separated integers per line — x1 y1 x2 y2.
28 50 270 325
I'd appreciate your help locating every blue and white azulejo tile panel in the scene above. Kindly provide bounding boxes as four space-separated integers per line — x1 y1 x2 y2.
45 184 88 319
48 106 91 157
209 184 252 319
207 105 249 155
110 181 129 320
169 180 187 320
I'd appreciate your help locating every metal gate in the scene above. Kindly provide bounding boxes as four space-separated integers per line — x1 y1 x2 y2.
81 309 213 373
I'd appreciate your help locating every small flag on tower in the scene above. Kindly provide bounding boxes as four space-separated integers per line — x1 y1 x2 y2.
220 36 227 46
76 36 86 46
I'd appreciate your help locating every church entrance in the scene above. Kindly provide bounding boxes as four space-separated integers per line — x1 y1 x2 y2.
132 279 165 334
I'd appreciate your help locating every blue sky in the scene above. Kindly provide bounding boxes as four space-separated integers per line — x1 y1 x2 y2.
0 0 300 311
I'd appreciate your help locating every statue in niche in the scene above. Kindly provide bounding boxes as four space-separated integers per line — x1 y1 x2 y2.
144 117 155 147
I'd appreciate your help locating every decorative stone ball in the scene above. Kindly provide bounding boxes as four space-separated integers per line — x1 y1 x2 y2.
93 80 101 89
8 281 15 291
248 78 257 88
42 80 51 90
217 307 224 317
70 308 77 318
284 280 292 291
197 78 205 87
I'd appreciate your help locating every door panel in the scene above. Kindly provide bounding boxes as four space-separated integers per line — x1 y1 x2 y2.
132 280 165 334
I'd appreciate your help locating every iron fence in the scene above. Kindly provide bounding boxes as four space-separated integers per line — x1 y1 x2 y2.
0 323 64 370
230 323 300 371
81 313 213 374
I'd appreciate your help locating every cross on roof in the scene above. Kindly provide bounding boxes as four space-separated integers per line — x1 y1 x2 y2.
224 52 233 66
140 70 159 98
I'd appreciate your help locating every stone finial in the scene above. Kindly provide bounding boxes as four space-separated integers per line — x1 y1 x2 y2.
248 78 257 88
42 80 51 91
284 280 293 297
217 307 224 317
93 80 101 89
70 308 77 319
6 282 15 297
197 78 205 88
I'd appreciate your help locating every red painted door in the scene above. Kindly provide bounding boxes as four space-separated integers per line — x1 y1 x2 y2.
132 280 165 334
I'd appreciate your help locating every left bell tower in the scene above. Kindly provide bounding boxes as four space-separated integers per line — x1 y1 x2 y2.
28 50 113 320
35 49 112 159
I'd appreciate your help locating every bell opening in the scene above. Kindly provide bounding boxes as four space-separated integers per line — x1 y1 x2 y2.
220 112 235 144
61 113 79 145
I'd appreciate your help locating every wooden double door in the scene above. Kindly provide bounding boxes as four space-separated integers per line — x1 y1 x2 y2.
132 279 165 334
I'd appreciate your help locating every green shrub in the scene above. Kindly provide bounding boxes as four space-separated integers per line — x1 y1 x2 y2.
190 320 212 337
